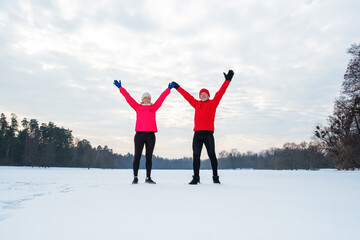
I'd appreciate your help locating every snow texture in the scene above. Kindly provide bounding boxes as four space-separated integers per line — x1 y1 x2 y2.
0 167 359 240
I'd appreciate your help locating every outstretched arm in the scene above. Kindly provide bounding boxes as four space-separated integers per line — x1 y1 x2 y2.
153 87 171 111
172 82 197 108
114 80 140 110
213 70 234 106
119 88 140 110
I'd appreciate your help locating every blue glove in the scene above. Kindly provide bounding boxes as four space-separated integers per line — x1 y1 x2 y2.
168 82 176 89
113 80 122 88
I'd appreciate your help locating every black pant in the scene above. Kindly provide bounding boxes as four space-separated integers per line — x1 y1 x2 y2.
192 131 218 177
133 131 156 178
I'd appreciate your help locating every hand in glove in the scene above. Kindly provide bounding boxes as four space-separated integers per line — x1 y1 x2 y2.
168 82 176 89
171 81 180 90
113 80 122 88
223 70 234 81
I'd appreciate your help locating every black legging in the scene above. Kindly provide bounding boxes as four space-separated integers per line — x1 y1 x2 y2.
133 131 156 178
192 131 218 177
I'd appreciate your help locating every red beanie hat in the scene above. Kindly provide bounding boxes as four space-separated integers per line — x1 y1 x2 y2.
199 88 210 98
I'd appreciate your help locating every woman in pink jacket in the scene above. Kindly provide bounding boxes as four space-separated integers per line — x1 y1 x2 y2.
113 80 175 184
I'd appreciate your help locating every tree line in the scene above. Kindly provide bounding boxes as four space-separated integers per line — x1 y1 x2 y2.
0 113 190 169
0 112 334 170
217 143 335 170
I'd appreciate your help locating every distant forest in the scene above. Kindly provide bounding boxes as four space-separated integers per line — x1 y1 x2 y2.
1 44 359 170
0 112 335 170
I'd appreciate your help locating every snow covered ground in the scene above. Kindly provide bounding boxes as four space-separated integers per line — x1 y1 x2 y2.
0 167 359 240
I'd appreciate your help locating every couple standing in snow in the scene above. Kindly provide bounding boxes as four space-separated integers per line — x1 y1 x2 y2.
113 69 234 185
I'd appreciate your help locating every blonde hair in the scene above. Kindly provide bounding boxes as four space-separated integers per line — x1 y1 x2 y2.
140 101 152 105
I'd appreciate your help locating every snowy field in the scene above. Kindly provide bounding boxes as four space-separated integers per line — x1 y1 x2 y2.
1 167 359 240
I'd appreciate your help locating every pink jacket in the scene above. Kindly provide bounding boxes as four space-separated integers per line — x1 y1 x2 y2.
119 87 170 132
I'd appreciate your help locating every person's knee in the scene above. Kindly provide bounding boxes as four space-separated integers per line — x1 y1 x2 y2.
193 147 202 156
193 153 201 160
208 151 217 159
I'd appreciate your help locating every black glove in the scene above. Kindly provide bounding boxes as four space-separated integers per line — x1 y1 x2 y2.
171 81 180 89
223 70 234 81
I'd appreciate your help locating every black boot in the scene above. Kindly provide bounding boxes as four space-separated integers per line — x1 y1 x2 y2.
213 175 221 184
132 176 138 184
145 177 156 184
189 175 200 185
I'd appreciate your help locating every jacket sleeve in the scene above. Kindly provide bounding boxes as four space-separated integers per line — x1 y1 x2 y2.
212 80 231 108
177 86 197 109
153 88 171 111
119 87 140 110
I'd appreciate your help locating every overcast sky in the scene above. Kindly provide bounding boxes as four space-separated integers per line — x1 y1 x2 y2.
1 0 359 159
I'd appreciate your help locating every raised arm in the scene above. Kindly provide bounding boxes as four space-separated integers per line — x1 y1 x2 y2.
213 70 234 107
114 80 140 110
152 88 171 111
152 82 178 111
172 82 197 108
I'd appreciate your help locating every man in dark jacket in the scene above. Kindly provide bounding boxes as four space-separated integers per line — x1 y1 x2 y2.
172 70 234 184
